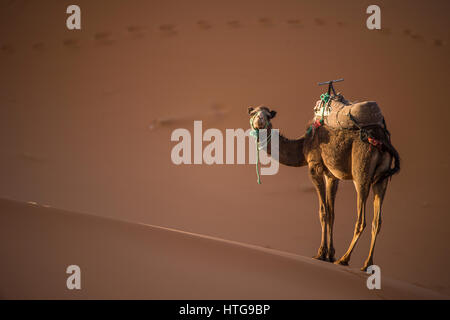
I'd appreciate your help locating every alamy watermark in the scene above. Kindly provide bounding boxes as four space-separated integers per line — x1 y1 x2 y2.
66 265 81 290
170 121 280 176
366 5 381 30
366 265 381 290
66 5 81 30
65 4 381 32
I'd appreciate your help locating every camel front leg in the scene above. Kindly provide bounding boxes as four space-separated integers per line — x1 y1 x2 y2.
312 201 328 261
325 176 339 262
361 178 388 271
335 182 369 266
309 163 329 261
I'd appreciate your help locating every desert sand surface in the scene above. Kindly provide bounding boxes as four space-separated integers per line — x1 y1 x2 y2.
1 0 450 298
0 198 447 299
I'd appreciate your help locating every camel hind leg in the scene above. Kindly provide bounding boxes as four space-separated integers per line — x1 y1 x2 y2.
361 178 388 271
335 143 378 266
335 181 369 266
361 153 391 271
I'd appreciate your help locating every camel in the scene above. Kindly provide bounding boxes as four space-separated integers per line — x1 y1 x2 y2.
248 105 400 271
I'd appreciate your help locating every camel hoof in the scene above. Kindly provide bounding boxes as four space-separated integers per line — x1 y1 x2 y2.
313 255 335 263
361 263 373 272
312 254 327 261
334 259 349 266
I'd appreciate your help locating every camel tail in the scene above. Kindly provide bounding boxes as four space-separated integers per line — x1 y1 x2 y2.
375 138 400 184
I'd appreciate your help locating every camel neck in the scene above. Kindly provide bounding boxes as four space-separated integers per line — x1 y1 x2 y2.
265 131 307 167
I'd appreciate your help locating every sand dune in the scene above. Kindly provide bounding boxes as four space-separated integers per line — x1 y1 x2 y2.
0 198 445 299
1 0 450 298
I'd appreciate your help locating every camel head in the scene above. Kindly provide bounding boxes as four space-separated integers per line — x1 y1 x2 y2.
248 105 277 130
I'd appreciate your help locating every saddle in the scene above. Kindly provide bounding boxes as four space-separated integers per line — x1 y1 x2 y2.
313 93 385 129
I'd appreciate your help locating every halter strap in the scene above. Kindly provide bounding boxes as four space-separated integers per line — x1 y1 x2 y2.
249 111 272 184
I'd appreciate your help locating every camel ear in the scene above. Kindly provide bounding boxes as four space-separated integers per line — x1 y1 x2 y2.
270 110 277 118
247 106 254 115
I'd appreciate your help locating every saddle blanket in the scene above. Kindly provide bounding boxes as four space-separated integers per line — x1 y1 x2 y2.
313 94 384 129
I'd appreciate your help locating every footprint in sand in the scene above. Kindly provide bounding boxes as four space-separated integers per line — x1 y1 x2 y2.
286 19 302 28
20 152 46 163
258 17 274 27
94 31 114 45
403 29 428 43
378 28 392 36
314 18 325 26
209 103 228 117
410 33 424 41
300 185 316 193
159 24 177 37
149 117 182 130
433 39 445 47
63 38 80 49
149 104 229 130
0 44 14 54
32 42 45 51
126 25 146 39
197 20 212 30
403 29 412 36
227 20 242 28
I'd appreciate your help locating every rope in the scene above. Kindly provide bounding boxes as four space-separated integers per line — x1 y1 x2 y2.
348 112 384 150
249 112 270 184
320 92 330 121
307 92 329 135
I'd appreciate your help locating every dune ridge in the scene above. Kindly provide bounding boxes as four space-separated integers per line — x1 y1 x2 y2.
1 0 449 298
0 198 446 300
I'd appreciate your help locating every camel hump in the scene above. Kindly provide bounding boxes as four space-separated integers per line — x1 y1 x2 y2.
313 96 384 129
347 101 384 127
352 101 379 111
